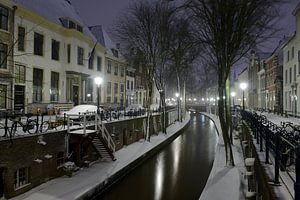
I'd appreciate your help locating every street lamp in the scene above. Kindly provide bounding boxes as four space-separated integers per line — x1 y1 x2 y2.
231 91 236 107
94 77 103 114
175 92 180 121
240 82 248 110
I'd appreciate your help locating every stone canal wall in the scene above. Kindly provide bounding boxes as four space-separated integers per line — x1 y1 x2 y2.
0 112 172 199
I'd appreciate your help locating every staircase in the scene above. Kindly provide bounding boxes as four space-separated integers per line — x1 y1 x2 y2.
92 115 116 161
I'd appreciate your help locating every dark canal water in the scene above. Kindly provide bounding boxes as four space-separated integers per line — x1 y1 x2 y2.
96 113 218 200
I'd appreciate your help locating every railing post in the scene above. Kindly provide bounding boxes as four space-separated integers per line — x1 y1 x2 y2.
265 126 269 164
4 112 7 137
83 113 86 135
95 113 97 131
274 131 280 185
64 113 66 129
260 121 263 151
295 142 300 200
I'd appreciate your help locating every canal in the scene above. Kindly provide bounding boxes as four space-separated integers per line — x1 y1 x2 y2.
96 113 218 200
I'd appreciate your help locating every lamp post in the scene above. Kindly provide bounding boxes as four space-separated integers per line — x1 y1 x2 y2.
231 91 236 107
240 82 248 110
94 77 103 114
175 92 180 121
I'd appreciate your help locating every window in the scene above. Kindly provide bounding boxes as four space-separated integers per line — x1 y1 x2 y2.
97 56 102 71
288 51 290 62
120 66 124 77
285 70 287 84
131 81 133 90
0 43 7 69
77 47 84 65
290 67 292 83
120 84 124 93
51 39 60 60
69 21 76 29
76 25 83 32
57 152 64 167
51 72 59 102
114 83 118 103
14 167 29 189
292 47 295 59
114 64 118 75
107 60 111 73
0 84 6 109
33 68 43 102
15 64 25 84
127 80 129 90
88 52 94 70
34 32 44 56
0 6 8 31
67 44 71 63
107 82 111 103
18 26 25 51
294 65 297 82
85 78 93 101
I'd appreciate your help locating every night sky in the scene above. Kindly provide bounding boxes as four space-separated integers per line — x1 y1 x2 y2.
71 0 298 37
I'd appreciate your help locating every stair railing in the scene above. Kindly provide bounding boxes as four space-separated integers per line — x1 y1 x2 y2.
95 114 116 154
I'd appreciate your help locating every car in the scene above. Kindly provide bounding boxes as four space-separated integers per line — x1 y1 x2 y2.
61 105 101 119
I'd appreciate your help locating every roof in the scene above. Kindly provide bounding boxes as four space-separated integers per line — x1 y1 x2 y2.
13 0 96 40
293 2 300 16
89 25 125 60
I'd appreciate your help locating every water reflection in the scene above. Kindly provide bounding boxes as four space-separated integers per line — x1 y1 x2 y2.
97 114 218 200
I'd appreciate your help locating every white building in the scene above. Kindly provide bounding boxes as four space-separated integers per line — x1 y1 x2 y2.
13 0 126 112
283 2 300 116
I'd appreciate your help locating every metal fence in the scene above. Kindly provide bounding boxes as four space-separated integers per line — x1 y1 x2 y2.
241 110 300 200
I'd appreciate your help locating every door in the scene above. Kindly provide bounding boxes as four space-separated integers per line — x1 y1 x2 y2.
14 85 25 111
0 168 4 198
72 85 79 106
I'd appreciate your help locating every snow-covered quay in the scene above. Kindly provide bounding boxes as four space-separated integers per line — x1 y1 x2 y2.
10 114 190 200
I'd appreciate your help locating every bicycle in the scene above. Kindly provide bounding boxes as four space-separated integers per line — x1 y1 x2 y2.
9 113 37 136
41 115 66 132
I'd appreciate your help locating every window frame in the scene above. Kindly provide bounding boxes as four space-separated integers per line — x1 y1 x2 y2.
34 32 44 56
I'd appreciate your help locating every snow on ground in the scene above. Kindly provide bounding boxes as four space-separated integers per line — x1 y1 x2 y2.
10 113 190 200
255 111 300 126
199 113 245 200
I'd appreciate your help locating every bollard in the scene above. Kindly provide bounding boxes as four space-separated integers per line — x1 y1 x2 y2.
295 142 300 200
265 127 269 164
274 131 280 185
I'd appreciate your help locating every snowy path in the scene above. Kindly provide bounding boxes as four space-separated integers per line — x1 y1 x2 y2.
10 113 190 200
199 113 245 200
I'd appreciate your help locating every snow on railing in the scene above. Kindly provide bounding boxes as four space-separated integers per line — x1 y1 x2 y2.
95 115 115 154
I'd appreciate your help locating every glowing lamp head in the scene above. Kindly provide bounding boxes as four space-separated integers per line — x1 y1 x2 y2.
240 82 248 91
94 77 103 86
231 91 236 97
175 93 180 98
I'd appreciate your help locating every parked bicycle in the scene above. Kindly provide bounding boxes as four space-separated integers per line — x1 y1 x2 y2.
8 113 37 136
41 115 66 131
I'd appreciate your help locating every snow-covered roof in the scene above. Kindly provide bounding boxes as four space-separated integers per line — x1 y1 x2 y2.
89 25 125 60
13 0 96 41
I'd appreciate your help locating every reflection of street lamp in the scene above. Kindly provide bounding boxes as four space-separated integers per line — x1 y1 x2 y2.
175 92 180 121
94 77 103 114
240 82 248 110
231 91 236 107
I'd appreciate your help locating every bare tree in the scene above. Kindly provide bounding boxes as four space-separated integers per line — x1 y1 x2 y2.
187 0 283 165
113 0 175 140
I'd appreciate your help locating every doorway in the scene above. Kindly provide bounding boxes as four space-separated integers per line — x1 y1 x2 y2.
72 85 79 106
14 85 25 111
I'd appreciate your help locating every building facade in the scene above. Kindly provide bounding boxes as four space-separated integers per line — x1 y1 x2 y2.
125 66 135 106
12 0 126 113
0 0 14 111
283 3 300 116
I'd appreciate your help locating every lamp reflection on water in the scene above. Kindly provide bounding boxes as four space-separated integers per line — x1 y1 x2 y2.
154 155 164 200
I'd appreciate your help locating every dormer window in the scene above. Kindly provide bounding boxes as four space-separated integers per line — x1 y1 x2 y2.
59 18 83 33
111 49 118 58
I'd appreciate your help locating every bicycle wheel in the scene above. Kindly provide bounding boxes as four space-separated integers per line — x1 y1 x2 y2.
27 120 38 134
0 123 5 137
41 121 50 133
55 121 64 131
